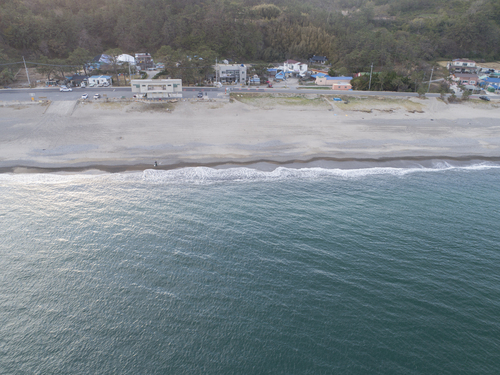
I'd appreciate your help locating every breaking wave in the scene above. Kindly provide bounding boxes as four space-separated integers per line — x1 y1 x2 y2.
1 162 499 185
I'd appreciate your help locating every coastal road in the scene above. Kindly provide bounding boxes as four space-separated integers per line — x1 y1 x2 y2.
0 87 222 101
1 86 499 101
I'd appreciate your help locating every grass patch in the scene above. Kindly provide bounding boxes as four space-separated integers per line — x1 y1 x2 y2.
330 96 424 112
297 86 332 90
230 93 329 109
95 101 129 110
468 99 499 108
127 102 176 113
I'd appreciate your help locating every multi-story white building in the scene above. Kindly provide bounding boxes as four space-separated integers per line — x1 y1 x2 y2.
131 79 182 99
215 64 247 84
447 59 478 73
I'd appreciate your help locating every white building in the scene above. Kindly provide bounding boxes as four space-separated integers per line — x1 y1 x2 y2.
131 79 182 99
215 64 247 84
447 59 478 73
88 75 112 86
117 54 136 65
283 60 308 77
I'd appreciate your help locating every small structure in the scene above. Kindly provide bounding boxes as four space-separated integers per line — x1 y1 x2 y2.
274 71 285 81
66 74 88 87
267 68 278 78
131 79 182 99
315 76 352 87
312 73 329 84
310 68 329 75
88 75 113 86
216 63 247 84
309 55 328 64
135 53 154 70
249 74 261 85
330 77 353 90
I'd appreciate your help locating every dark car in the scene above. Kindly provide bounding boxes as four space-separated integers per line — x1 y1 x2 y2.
197 92 203 98
479 96 490 101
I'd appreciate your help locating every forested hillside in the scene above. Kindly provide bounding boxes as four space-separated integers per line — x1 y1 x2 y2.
1 0 499 74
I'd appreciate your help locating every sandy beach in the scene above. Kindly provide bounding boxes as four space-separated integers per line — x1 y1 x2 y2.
1 94 499 172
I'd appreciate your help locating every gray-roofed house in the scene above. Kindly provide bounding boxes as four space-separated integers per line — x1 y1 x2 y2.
309 55 328 64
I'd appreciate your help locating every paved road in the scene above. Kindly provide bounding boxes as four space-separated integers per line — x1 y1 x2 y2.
1 86 498 102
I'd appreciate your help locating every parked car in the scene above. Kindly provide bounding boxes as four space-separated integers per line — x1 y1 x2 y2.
81 93 88 99
197 92 203 98
60 87 73 92
479 95 490 101
94 93 100 99
102 82 109 87
88 82 96 88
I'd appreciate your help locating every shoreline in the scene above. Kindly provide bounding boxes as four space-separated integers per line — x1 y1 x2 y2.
2 156 500 174
1 95 499 174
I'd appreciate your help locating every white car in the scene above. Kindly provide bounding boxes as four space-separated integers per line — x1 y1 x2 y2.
81 93 88 99
94 93 100 99
88 82 96 88
60 87 73 92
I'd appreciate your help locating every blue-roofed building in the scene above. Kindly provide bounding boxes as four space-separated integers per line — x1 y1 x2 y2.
310 73 329 79
480 77 500 90
315 75 353 86
274 71 285 81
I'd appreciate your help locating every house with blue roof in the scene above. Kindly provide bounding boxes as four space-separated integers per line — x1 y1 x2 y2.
311 72 328 79
315 75 352 86
274 71 285 81
480 77 500 91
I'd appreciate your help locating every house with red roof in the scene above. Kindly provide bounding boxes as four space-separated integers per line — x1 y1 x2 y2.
452 73 479 86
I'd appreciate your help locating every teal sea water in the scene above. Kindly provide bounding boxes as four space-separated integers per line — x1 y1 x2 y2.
1 164 500 374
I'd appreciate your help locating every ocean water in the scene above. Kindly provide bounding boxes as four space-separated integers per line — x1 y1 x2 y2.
1 164 500 374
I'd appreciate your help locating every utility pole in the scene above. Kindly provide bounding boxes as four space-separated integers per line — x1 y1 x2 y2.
215 57 218 84
427 66 434 93
368 62 373 91
23 56 31 87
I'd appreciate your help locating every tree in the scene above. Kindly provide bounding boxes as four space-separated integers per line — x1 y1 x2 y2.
67 47 92 75
249 63 273 81
104 48 123 84
417 85 427 98
0 68 14 85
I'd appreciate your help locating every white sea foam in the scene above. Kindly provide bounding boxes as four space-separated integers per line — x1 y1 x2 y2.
138 162 500 184
0 162 499 185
